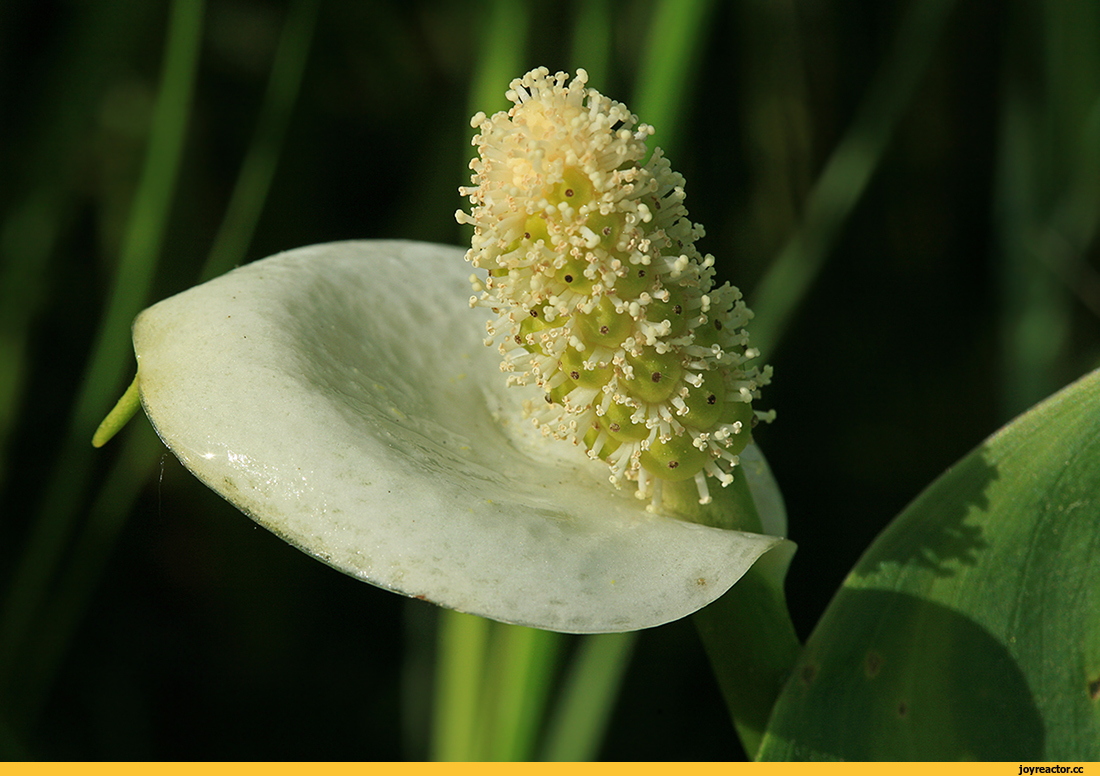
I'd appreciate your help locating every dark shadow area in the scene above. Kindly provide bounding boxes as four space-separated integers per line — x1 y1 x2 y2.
760 589 1044 761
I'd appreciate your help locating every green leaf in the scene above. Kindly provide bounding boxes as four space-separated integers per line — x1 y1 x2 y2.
759 367 1100 761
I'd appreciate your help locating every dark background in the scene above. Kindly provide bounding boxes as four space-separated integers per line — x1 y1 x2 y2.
1 0 1098 760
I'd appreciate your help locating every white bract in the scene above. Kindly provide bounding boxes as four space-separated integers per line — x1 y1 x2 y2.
133 240 789 633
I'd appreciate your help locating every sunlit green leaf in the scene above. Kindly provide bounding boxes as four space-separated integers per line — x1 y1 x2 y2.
760 367 1100 760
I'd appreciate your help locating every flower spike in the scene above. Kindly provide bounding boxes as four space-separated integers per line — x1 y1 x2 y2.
457 67 772 510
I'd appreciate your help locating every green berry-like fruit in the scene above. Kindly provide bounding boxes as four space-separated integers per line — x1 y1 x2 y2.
560 346 613 389
603 398 650 442
645 286 690 338
585 211 625 253
552 256 595 293
575 296 632 349
623 348 684 405
550 167 594 208
639 434 711 482
613 264 650 299
679 371 725 430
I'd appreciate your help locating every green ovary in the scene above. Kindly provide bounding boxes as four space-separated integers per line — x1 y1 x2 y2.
552 255 595 293
559 347 613 389
547 378 576 405
644 286 690 337
549 166 594 207
603 398 650 442
691 315 726 350
678 371 725 430
518 308 554 354
575 296 632 349
585 211 625 252
639 434 711 481
612 264 650 299
522 213 551 244
500 213 552 256
623 348 683 404
583 424 621 460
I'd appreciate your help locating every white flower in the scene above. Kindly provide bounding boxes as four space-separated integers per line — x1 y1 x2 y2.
132 239 790 633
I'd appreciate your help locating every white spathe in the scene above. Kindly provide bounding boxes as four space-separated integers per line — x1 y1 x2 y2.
134 240 790 633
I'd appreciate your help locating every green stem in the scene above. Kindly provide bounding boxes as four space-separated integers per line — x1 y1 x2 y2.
671 472 801 759
693 548 800 759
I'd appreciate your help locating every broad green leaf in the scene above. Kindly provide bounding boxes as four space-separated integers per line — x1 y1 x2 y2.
759 367 1100 760
132 240 789 634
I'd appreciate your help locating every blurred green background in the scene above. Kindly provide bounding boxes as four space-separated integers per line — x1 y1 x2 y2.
1 0 1098 760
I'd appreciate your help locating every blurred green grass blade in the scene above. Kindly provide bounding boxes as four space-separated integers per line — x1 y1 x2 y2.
0 0 204 703
749 0 956 360
432 609 491 761
1029 94 1100 321
0 1 151 496
14 424 163 727
467 0 531 120
478 624 562 762
633 0 717 157
540 632 635 762
0 196 59 492
760 367 1100 760
7 0 314 729
569 0 611 88
996 0 1100 418
995 88 1072 418
200 0 320 281
78 0 204 418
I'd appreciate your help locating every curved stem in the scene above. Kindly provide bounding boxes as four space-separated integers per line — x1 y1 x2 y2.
674 472 801 758
91 373 141 448
693 547 800 759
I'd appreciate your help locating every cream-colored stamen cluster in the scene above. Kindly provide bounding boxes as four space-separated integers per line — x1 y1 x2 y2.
456 67 772 511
